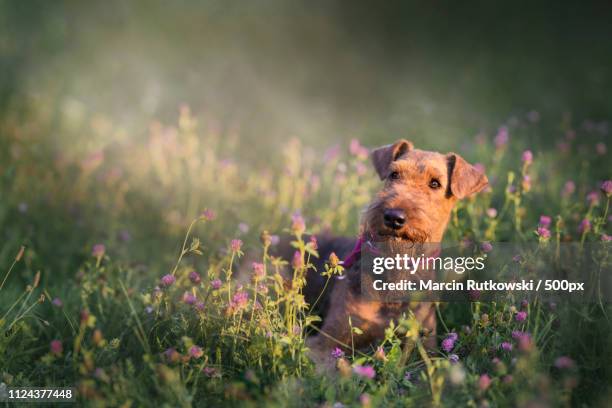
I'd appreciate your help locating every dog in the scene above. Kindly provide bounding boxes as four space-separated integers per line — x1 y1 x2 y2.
273 139 488 365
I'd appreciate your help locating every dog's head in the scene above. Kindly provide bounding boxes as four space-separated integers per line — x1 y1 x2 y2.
363 139 488 243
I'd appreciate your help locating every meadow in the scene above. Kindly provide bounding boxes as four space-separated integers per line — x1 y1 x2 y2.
1 101 611 407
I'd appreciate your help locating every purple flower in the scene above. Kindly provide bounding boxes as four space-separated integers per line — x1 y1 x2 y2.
602 234 612 242
449 354 459 364
469 289 481 301
50 340 63 355
586 191 600 206
230 239 243 252
494 126 509 148
601 180 612 197
238 222 250 234
203 366 220 378
349 139 369 159
353 365 376 379
478 374 492 391
442 337 456 353
554 356 575 369
521 150 533 165
448 332 459 342
291 213 306 235
160 274 176 287
269 235 280 246
189 345 203 359
252 262 265 280
331 347 345 359
195 301 205 311
578 219 591 234
481 242 493 253
520 299 529 309
539 215 552 227
210 279 222 290
182 291 197 305
537 227 551 240
292 251 303 269
562 181 576 197
189 271 201 284
52 297 63 308
230 291 249 310
500 342 513 351
515 311 527 322
164 347 180 363
92 244 106 258
201 209 216 221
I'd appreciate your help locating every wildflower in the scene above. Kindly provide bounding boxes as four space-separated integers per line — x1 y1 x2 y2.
500 342 513 352
210 279 222 290
252 262 265 280
536 227 551 240
527 110 540 122
230 291 248 311
469 290 481 301
578 219 591 234
182 291 197 305
145 306 154 314
353 365 376 379
522 175 531 192
328 252 340 268
515 311 527 322
586 191 600 206
481 242 493 253
349 139 369 159
238 222 249 234
507 184 517 194
494 126 509 149
359 393 372 408
203 366 220 378
292 251 303 269
486 208 497 218
374 346 387 361
602 234 612 242
52 297 63 308
478 374 492 391
449 354 459 364
164 348 180 363
448 332 459 342
269 235 280 246
195 301 205 311
331 347 345 359
92 244 105 258
291 213 306 235
355 162 368 176
309 235 318 250
189 271 201 284
522 150 533 165
562 181 575 197
119 229 131 242
554 356 575 369
442 337 456 353
230 239 243 252
160 274 176 287
601 180 612 197
50 340 63 356
539 215 552 227
596 142 607 155
512 254 522 263
323 145 341 161
520 299 529 309
189 345 203 359
201 209 216 221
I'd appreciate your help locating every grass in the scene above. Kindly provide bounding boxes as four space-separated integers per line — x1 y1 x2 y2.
0 105 611 407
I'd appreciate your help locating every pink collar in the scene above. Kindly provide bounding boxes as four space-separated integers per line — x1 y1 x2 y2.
341 236 364 269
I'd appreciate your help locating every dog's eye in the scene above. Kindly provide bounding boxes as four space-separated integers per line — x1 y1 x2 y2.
429 179 441 189
389 171 400 180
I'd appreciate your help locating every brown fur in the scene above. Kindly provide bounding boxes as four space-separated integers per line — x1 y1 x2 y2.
282 140 488 366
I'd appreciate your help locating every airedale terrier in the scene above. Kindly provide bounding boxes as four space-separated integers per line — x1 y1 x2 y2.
275 139 488 365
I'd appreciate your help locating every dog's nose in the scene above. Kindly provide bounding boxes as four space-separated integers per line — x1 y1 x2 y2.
383 208 406 230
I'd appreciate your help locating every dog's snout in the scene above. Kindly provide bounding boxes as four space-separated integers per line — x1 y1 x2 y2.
383 208 406 230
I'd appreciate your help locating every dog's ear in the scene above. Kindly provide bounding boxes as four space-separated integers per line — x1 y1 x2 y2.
370 139 414 180
446 153 488 199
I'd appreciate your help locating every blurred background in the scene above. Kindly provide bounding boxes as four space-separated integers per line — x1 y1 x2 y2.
2 0 612 153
